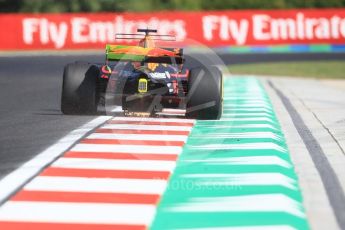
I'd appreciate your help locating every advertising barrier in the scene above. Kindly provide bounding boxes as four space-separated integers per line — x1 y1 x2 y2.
1 9 345 50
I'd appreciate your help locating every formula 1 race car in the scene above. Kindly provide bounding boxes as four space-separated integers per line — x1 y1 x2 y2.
61 29 223 119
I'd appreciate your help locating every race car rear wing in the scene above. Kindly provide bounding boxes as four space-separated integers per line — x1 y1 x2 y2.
105 45 184 64
115 29 176 42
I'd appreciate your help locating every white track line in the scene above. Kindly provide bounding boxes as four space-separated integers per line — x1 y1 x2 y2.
182 173 297 190
210 117 276 122
102 124 192 131
222 108 273 112
86 133 188 142
184 156 292 168
24 176 167 194
190 132 283 140
0 116 111 204
52 158 176 172
176 226 296 230
111 117 195 123
189 143 287 153
167 194 305 218
196 124 279 131
72 143 183 155
0 201 156 225
220 113 274 117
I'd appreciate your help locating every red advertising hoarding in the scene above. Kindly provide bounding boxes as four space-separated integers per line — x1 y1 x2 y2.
0 9 345 50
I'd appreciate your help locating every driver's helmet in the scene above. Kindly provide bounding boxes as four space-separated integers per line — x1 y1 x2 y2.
138 35 155 48
137 35 156 70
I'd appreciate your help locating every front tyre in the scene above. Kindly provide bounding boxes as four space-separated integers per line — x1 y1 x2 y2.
61 62 99 115
186 66 223 120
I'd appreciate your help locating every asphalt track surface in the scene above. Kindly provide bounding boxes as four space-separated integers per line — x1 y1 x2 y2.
0 55 98 179
1 52 345 180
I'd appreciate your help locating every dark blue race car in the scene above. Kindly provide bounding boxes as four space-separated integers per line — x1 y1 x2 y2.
61 29 223 120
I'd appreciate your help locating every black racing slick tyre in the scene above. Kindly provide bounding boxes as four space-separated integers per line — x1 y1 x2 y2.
61 62 99 115
186 66 223 120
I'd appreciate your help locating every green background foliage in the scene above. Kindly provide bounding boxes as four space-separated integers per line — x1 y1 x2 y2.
0 0 344 13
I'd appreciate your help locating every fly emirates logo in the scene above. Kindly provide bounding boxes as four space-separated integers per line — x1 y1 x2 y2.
22 12 345 48
22 16 186 49
203 13 345 45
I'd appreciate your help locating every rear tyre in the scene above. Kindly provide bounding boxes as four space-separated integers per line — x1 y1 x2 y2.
186 66 223 120
61 62 99 115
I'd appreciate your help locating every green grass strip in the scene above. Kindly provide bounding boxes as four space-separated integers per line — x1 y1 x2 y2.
228 61 345 79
